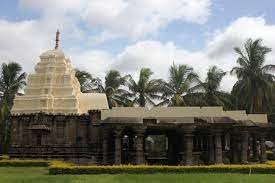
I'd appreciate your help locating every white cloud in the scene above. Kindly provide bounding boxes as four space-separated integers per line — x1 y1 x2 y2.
20 0 212 41
83 0 211 40
1 2 275 94
19 0 86 17
0 19 52 73
207 17 275 59
70 50 113 79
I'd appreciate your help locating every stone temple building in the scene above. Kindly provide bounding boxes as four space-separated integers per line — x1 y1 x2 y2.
9 31 274 165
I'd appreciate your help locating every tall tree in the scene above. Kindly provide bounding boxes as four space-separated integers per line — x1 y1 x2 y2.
75 69 95 92
0 103 10 153
231 38 275 113
0 62 26 153
97 70 128 108
159 64 200 106
0 62 26 109
192 66 234 109
125 68 162 107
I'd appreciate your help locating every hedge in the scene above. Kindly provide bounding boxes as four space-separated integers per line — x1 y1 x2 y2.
49 161 275 175
2 159 275 174
0 159 50 167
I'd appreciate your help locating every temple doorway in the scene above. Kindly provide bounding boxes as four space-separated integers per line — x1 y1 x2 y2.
145 134 168 164
121 128 136 164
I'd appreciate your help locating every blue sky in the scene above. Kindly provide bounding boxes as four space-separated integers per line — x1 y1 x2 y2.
0 0 274 91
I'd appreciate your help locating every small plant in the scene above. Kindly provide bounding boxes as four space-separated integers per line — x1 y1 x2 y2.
0 155 9 160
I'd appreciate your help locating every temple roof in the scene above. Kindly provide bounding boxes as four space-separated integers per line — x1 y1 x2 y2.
101 107 268 124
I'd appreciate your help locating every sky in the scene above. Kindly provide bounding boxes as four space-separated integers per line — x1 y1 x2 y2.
0 0 275 91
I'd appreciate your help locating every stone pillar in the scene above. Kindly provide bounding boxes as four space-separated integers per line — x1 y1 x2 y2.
135 128 146 165
28 122 32 145
208 135 215 164
114 129 123 165
102 128 109 165
240 131 249 164
180 127 194 165
252 135 259 161
184 132 194 165
167 133 175 164
260 135 267 163
19 121 23 145
65 121 70 145
215 133 223 164
232 135 239 163
68 118 76 145
52 120 57 145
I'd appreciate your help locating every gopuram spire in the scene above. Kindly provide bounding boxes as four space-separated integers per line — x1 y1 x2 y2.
55 29 60 49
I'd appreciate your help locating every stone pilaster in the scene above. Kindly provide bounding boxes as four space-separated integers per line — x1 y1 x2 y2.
230 134 239 163
180 126 194 165
52 120 57 145
215 133 223 164
184 133 194 165
102 128 109 165
135 127 146 165
19 121 23 145
208 135 215 164
114 128 123 165
260 135 267 163
65 121 70 145
28 122 32 145
252 135 259 162
240 131 249 164
167 133 175 164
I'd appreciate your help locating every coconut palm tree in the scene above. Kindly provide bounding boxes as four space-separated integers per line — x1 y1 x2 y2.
192 66 234 109
75 69 95 92
0 62 26 153
0 62 26 109
125 68 162 107
0 103 10 153
97 70 129 108
159 63 200 106
231 38 275 113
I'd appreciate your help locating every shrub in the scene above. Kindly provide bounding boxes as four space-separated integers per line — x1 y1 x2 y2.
267 151 275 160
0 155 9 160
49 162 275 175
0 159 50 167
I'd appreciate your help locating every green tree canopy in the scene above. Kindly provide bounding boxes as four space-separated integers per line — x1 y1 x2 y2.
75 68 94 92
231 38 275 113
192 66 235 109
159 64 200 106
0 62 26 153
0 62 26 109
125 68 162 107
97 70 128 108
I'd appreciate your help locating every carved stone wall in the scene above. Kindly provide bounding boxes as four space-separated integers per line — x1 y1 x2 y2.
9 111 102 164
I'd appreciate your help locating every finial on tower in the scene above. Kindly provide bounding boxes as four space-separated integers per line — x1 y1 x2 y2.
55 29 60 49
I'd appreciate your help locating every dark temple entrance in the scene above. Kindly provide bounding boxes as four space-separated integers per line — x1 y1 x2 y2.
145 129 180 165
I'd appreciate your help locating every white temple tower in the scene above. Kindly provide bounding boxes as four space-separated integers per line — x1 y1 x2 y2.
11 30 108 114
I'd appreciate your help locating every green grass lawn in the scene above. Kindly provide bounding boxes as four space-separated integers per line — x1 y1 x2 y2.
1 167 275 183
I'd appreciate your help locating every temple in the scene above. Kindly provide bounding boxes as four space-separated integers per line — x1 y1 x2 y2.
9 31 274 165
